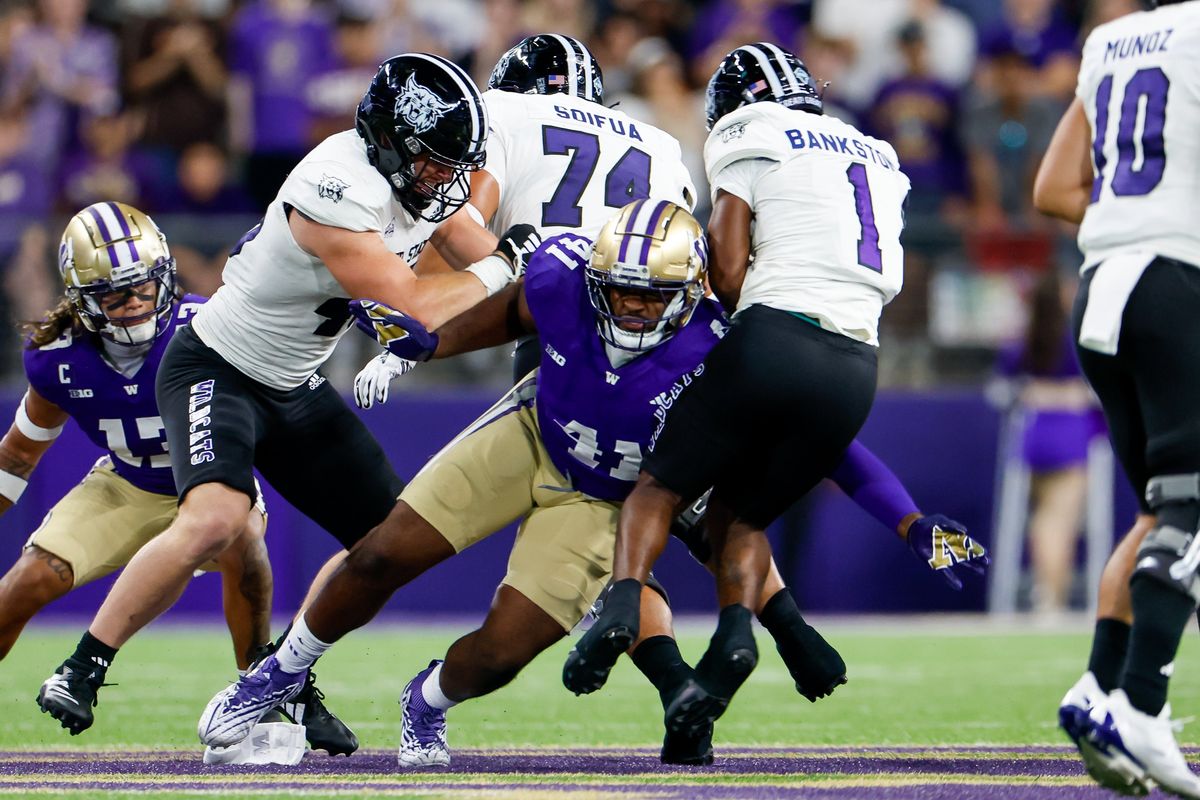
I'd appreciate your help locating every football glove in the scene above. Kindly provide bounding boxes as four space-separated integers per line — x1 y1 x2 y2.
348 299 439 362
906 513 989 591
353 351 416 409
494 223 542 279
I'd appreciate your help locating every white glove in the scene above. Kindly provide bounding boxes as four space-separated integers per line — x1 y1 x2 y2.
353 351 417 409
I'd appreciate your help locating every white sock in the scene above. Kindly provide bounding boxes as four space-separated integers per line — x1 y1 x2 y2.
275 615 331 674
420 663 458 711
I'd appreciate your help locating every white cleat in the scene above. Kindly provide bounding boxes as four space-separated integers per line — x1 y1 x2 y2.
198 655 307 749
202 721 307 766
1077 691 1153 796
396 661 450 769
1059 671 1104 746
1095 690 1200 800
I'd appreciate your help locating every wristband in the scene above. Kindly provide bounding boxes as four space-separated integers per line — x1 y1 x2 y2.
0 470 27 503
15 392 64 441
465 254 512 297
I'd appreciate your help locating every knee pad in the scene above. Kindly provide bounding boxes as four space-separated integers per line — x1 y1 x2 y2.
1136 474 1200 601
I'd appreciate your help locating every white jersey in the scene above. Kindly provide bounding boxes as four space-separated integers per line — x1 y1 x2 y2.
192 131 439 389
481 89 696 240
705 104 909 346
1077 4 1200 268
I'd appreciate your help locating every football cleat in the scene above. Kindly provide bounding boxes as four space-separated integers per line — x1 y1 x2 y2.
397 660 450 768
667 627 757 736
36 661 106 735
1083 690 1200 799
1076 690 1154 796
198 655 307 748
1059 671 1104 748
278 669 359 756
660 719 714 766
772 624 847 703
562 596 638 696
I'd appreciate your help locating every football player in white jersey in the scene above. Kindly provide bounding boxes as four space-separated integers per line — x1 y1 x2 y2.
567 43 913 735
351 35 855 759
35 53 540 740
1034 1 1200 795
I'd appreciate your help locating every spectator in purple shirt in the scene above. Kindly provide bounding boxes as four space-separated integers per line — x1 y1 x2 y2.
57 111 155 213
870 21 967 219
1 0 118 174
977 0 1080 101
227 0 334 209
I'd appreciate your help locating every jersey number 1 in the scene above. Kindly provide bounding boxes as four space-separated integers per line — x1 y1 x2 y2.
1092 67 1169 200
846 163 883 273
541 127 652 228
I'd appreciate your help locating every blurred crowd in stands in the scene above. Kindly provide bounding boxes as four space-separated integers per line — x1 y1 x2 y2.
0 0 1145 387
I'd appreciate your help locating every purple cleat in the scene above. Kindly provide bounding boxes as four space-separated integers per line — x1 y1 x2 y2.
198 655 308 748
397 660 450 768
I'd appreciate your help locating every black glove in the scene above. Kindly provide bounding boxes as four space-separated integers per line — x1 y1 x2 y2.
494 224 542 279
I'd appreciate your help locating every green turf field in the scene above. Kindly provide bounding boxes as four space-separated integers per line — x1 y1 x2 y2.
6 620 1200 748
1 619 1198 797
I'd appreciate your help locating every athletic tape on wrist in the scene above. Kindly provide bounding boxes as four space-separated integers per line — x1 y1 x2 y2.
465 254 512 297
0 470 27 503
15 392 64 441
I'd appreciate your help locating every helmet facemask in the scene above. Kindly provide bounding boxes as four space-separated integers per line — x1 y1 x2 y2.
586 266 702 352
70 258 176 347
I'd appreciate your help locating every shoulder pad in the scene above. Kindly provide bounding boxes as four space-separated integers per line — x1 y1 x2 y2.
704 105 791 179
279 154 389 233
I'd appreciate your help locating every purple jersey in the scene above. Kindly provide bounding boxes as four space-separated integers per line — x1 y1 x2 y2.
525 233 725 502
23 296 206 496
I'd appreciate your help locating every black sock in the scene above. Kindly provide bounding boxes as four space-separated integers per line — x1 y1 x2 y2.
1122 576 1195 716
1087 618 1131 693
630 635 694 707
70 631 118 673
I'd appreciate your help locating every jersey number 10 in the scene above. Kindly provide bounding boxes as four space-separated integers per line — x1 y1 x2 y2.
1092 67 1169 200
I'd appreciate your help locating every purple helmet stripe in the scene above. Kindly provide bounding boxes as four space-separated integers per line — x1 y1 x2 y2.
86 206 121 268
107 202 140 263
617 199 646 262
638 201 670 263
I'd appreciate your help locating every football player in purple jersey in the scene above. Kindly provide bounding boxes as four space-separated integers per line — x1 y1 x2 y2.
23 202 353 755
201 200 987 767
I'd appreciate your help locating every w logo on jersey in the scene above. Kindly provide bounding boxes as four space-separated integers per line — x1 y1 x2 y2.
396 74 458 134
123 385 138 396
605 372 620 385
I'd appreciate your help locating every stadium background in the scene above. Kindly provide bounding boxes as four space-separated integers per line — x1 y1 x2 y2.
0 0 1147 618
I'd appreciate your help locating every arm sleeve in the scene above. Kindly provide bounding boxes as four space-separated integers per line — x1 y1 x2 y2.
828 439 920 533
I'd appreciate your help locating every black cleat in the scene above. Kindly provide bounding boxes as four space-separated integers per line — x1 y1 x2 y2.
668 635 757 736
563 581 640 696
36 662 106 736
660 719 715 766
562 623 636 696
279 670 359 756
774 626 847 702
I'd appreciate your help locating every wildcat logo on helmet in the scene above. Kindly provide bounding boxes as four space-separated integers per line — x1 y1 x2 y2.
395 73 458 134
317 174 349 203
